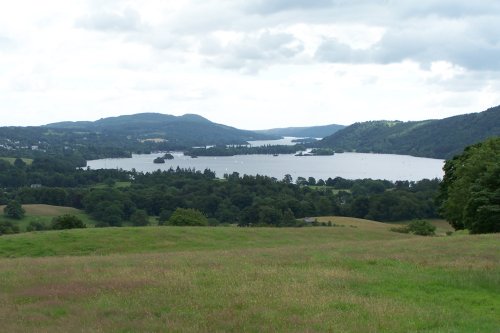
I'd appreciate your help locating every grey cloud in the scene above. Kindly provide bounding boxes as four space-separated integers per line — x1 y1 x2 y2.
246 0 334 14
76 8 143 32
244 0 500 21
396 0 500 19
203 31 304 73
315 39 368 63
316 14 500 71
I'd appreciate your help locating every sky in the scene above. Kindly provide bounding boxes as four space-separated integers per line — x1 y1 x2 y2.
1 0 499 130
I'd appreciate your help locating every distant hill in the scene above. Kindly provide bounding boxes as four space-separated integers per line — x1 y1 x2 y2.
317 105 500 159
46 113 276 146
0 113 277 162
256 124 345 138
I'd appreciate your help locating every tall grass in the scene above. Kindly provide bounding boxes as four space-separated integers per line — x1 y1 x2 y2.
0 218 498 332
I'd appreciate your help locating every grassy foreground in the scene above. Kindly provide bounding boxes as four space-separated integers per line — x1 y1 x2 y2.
0 218 498 332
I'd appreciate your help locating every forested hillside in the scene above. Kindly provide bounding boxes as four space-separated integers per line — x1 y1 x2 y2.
318 106 500 159
46 113 275 146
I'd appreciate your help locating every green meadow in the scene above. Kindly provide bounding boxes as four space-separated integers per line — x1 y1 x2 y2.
0 217 498 332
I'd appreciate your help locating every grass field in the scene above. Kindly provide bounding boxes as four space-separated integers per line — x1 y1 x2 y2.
0 157 33 165
0 218 498 332
0 204 98 231
92 181 132 189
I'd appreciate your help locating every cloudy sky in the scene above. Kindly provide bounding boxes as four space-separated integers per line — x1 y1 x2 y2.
1 0 499 129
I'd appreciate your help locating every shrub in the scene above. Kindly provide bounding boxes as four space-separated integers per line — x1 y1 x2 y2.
391 220 436 236
0 220 20 235
407 220 436 236
51 214 86 230
168 208 208 226
27 220 47 232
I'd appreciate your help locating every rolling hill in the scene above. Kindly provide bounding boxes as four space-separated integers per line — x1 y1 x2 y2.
256 123 345 138
317 105 500 159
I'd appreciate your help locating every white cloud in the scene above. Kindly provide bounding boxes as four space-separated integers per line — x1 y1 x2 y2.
0 0 499 128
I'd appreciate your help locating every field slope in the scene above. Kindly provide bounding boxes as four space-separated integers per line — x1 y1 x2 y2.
0 218 498 332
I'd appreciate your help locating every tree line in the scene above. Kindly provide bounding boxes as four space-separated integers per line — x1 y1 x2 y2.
0 155 441 228
2 136 497 233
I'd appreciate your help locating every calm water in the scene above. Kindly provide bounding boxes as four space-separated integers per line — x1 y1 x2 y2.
87 151 444 181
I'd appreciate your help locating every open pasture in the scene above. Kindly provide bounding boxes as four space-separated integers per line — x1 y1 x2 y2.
0 218 498 332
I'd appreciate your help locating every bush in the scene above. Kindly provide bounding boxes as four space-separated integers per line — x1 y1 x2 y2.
27 220 47 232
407 220 436 236
168 208 208 226
0 220 20 235
51 214 86 230
391 220 436 236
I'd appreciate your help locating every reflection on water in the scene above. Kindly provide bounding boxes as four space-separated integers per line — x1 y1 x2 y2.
87 151 444 182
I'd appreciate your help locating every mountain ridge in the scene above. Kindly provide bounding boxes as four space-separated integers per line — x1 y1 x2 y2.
317 105 500 159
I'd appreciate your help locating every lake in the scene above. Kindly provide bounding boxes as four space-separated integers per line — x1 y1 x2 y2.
87 151 444 182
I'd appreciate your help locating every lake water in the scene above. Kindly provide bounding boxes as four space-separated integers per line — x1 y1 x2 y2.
87 151 444 182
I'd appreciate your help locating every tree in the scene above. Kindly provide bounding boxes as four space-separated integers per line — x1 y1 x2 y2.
130 209 149 226
51 214 86 230
14 158 26 169
282 208 297 226
168 208 208 226
4 200 25 219
283 174 293 184
438 137 500 233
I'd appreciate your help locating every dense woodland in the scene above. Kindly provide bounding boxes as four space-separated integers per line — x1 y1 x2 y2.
0 155 441 229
